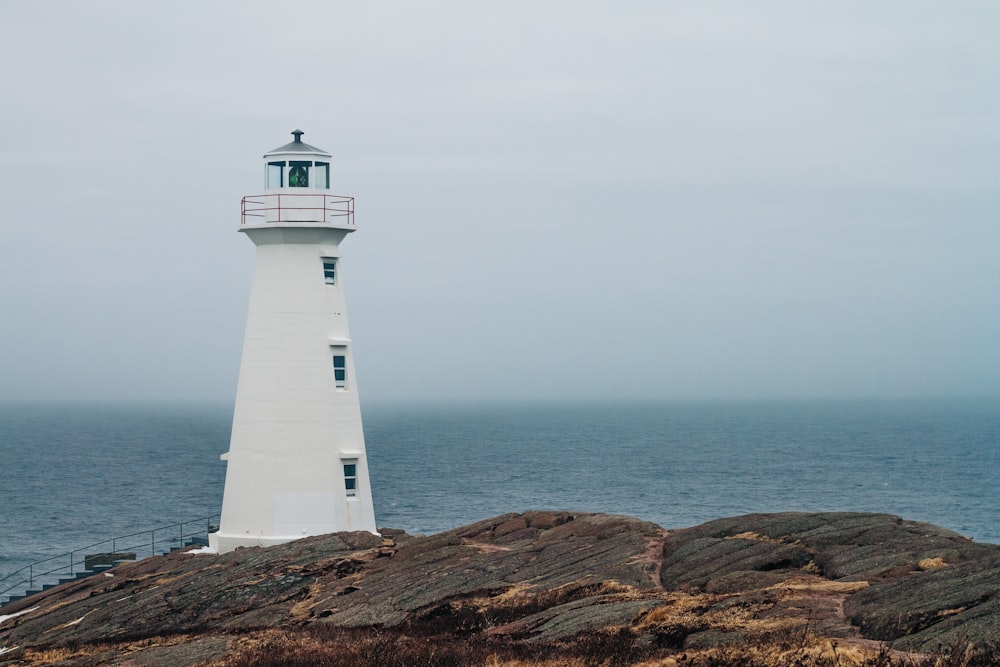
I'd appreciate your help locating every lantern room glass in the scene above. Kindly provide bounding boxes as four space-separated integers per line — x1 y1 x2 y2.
289 161 311 187
267 162 284 188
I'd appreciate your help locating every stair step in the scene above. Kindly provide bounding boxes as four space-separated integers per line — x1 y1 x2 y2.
2 515 219 609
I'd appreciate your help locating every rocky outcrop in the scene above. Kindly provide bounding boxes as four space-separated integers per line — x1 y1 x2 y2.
657 512 999 652
0 511 997 666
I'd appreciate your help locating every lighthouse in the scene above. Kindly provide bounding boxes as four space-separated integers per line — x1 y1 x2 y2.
210 130 377 553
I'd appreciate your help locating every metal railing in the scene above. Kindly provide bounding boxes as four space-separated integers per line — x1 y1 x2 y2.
241 193 355 226
0 514 219 605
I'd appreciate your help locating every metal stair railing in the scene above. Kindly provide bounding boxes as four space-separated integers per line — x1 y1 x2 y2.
0 514 220 606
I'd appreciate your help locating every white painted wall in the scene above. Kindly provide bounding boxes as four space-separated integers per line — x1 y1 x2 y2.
212 219 378 552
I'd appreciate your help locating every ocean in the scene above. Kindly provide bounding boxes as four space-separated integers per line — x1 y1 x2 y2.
1 398 997 594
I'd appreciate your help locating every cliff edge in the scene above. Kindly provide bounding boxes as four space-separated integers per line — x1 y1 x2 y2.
1 512 997 666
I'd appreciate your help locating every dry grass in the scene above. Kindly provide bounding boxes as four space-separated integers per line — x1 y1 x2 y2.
767 576 870 594
210 625 1000 667
727 531 781 544
7 633 202 667
634 588 799 639
7 624 1000 667
918 557 948 570
7 646 97 664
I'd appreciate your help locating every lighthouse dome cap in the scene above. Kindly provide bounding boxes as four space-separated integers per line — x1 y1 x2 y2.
264 129 332 158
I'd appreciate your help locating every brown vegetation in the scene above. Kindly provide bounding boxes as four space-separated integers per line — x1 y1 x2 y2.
1 511 997 666
213 627 1000 667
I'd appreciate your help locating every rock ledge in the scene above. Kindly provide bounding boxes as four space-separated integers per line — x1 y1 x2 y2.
1 511 997 666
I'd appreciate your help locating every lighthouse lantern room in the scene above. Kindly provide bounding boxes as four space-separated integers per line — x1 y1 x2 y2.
211 130 377 554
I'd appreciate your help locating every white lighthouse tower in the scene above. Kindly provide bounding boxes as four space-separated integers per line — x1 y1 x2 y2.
211 130 377 553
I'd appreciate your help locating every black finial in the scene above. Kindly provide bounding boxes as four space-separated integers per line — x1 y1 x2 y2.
291 129 304 143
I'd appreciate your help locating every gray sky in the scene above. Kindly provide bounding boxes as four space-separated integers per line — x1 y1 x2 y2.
1 2 998 402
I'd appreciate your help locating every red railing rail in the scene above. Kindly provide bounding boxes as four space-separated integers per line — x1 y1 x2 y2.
241 193 355 226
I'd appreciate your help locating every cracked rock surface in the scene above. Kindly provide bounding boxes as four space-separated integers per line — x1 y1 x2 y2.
1 511 996 665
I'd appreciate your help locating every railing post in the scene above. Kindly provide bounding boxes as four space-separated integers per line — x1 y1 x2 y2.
7 514 224 600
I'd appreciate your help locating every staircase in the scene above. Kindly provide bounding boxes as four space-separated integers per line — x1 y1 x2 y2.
0 516 219 607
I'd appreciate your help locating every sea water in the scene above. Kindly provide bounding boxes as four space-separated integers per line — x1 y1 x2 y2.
1 399 997 585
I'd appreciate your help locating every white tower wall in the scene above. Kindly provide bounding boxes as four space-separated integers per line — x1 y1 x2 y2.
212 132 376 553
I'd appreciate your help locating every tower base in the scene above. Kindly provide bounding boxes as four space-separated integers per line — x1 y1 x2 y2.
209 531 317 552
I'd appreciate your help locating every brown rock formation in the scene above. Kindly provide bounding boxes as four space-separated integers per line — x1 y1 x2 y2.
0 511 997 666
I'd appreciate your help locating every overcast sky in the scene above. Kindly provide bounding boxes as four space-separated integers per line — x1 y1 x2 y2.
1 2 997 403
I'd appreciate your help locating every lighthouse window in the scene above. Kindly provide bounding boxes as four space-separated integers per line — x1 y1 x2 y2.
267 161 284 188
315 162 330 189
332 354 347 389
322 258 336 284
342 460 358 497
288 161 310 187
